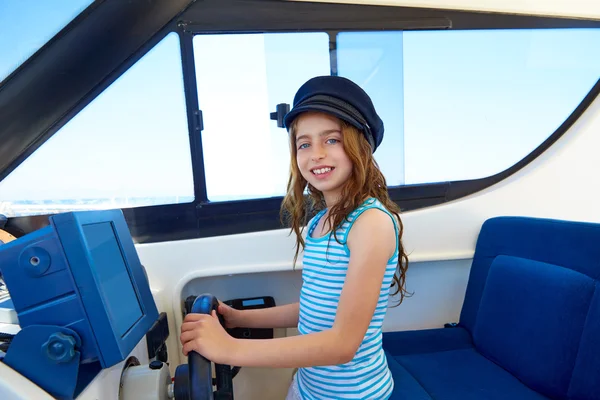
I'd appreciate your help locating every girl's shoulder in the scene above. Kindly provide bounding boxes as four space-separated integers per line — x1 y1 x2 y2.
343 198 399 260
348 197 395 222
344 197 400 238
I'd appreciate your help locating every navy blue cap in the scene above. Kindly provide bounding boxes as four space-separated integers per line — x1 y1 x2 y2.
284 76 384 152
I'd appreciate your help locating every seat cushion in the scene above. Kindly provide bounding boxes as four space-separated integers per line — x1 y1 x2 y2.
568 288 600 400
382 327 473 357
473 255 595 399
460 217 600 335
392 348 549 400
386 351 432 400
383 328 547 399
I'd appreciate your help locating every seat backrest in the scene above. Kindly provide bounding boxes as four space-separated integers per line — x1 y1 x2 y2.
459 216 600 400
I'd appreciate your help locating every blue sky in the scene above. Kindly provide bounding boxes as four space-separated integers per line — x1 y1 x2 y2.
0 1 599 209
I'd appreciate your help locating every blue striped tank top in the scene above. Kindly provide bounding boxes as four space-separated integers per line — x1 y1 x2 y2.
296 197 397 399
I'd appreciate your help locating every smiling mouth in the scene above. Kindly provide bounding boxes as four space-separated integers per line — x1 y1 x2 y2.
311 167 334 175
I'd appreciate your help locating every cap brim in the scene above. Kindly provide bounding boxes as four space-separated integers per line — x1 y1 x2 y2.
284 104 364 132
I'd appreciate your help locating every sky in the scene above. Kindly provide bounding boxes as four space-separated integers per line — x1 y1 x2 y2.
0 1 599 212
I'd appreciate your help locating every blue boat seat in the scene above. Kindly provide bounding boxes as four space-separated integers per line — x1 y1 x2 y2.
383 217 600 400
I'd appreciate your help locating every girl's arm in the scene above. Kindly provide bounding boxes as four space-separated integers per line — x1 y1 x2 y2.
181 209 397 368
223 302 299 329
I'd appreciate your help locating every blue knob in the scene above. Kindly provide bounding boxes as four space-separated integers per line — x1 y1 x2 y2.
42 332 76 363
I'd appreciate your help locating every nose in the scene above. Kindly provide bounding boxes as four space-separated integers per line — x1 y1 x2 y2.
310 143 326 161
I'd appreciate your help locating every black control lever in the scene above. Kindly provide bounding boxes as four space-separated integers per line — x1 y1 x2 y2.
174 294 234 400
188 295 220 399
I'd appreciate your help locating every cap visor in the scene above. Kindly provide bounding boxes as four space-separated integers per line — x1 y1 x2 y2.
284 104 364 132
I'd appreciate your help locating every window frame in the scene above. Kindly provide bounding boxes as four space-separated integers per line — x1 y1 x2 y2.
2 0 600 243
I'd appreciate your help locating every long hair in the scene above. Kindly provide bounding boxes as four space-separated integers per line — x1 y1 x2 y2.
280 116 411 305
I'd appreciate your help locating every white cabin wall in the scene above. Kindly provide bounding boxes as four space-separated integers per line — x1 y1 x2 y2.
291 0 600 20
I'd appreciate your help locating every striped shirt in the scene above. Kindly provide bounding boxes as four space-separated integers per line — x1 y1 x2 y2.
296 198 397 399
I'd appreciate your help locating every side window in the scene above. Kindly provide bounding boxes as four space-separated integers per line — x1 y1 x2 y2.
0 32 194 218
400 28 600 184
193 33 331 201
337 31 405 186
0 0 94 83
339 28 600 185
196 28 600 202
3 25 599 218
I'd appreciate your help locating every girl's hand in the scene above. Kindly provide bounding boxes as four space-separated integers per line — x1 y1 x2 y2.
180 310 238 365
217 301 241 329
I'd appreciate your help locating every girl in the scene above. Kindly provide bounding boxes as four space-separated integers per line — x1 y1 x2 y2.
180 76 410 399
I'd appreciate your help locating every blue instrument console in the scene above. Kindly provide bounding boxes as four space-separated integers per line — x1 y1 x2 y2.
0 209 158 399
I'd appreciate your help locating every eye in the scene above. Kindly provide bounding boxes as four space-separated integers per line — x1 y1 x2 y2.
298 143 309 150
326 138 340 145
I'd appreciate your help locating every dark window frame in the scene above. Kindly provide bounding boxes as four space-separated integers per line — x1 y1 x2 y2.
3 0 600 243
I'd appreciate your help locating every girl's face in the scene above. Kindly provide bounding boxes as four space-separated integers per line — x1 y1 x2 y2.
294 112 353 206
